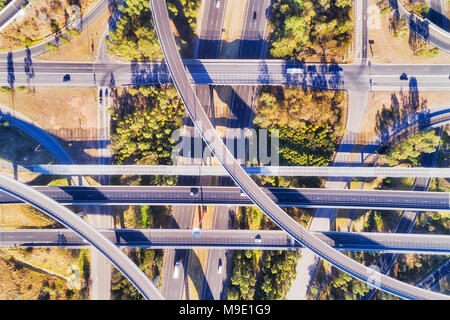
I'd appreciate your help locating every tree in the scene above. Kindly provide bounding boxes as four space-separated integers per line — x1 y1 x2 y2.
383 130 441 166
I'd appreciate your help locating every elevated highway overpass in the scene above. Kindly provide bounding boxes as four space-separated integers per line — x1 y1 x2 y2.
2 229 450 255
150 0 448 300
1 185 449 212
16 164 450 178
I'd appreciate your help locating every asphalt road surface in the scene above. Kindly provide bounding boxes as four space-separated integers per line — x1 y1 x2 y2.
1 229 449 255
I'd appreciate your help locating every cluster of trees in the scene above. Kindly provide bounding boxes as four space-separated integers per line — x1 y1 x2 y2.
110 85 183 299
383 130 441 166
417 212 450 234
329 269 370 299
106 0 163 61
111 86 184 169
227 250 259 300
254 87 345 166
269 0 353 60
393 254 448 284
106 0 199 60
167 0 200 57
255 250 299 299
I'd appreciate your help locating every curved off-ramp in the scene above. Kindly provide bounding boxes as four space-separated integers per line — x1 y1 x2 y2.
0 173 163 300
150 0 448 300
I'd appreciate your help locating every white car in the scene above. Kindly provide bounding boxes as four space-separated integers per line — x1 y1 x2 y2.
216 0 220 8
173 260 181 279
218 259 223 274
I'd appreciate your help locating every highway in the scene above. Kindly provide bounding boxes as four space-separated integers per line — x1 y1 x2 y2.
151 0 448 300
1 229 450 255
1 60 450 91
1 185 449 211
201 0 271 301
0 173 163 300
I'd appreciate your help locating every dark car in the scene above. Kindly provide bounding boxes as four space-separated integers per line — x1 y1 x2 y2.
253 11 257 22
99 89 103 104
63 74 71 82
400 73 408 80
190 187 199 196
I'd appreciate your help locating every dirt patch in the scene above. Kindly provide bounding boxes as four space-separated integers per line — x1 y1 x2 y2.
0 205 55 230
35 5 110 62
0 88 99 164
368 0 450 63
0 248 89 299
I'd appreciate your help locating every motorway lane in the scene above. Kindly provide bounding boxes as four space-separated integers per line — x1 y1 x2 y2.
88 86 113 300
150 0 449 299
239 0 270 59
196 0 227 58
2 229 450 254
1 186 449 211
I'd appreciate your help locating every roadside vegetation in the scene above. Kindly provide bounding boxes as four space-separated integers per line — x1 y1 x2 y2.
381 130 441 166
268 0 353 61
254 86 346 167
106 0 200 60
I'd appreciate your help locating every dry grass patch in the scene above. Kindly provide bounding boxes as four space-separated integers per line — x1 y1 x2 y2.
0 88 98 164
0 0 100 52
356 91 450 146
0 204 56 230
35 5 110 62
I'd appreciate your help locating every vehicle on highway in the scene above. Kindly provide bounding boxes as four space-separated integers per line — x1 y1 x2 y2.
192 228 201 238
63 74 71 82
215 0 220 8
253 11 257 22
218 258 223 274
190 187 199 196
254 234 262 243
173 260 180 279
99 89 103 104
240 191 246 197
286 67 304 74
400 73 408 80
